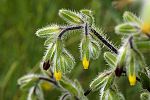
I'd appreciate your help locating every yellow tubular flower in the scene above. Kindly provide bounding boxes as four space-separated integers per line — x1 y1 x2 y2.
41 81 53 91
141 23 150 35
82 56 89 69
128 74 136 86
54 71 62 81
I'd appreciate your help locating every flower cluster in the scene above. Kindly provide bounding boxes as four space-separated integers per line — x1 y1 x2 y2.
35 9 102 80
17 3 150 99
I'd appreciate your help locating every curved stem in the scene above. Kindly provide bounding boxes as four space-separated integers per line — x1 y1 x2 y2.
58 25 83 38
39 77 59 87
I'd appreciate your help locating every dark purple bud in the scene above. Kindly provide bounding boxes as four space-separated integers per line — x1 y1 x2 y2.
115 67 123 77
43 60 50 70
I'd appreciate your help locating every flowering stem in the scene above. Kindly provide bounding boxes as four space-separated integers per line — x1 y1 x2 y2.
58 25 83 38
61 93 70 100
91 28 118 54
58 25 118 54
39 77 59 87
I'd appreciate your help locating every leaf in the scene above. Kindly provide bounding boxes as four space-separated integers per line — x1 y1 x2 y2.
104 52 117 68
59 76 78 96
89 39 101 59
123 11 142 25
80 35 90 62
115 23 139 35
59 9 83 25
35 25 60 37
80 9 94 26
27 85 44 100
140 92 150 100
116 43 129 67
135 40 150 51
138 71 150 90
74 79 88 100
43 43 56 61
89 70 113 91
59 49 75 73
18 74 40 90
44 36 55 46
101 89 125 100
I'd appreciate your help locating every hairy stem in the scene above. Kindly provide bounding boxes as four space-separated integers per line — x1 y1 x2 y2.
39 77 59 87
58 25 83 38
91 28 118 54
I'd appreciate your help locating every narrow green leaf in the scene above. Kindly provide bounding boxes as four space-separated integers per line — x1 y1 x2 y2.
59 49 75 73
80 9 94 26
43 43 56 61
59 9 83 25
89 70 113 91
135 40 150 51
59 76 78 96
27 85 44 100
115 23 139 34
104 52 117 68
35 25 60 37
18 74 39 90
89 39 101 59
123 11 142 25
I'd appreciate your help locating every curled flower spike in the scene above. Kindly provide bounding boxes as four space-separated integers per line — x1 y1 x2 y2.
128 74 136 86
141 22 150 36
54 71 62 81
82 56 89 69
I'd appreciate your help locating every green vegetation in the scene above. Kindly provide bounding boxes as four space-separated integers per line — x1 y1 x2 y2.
0 0 150 100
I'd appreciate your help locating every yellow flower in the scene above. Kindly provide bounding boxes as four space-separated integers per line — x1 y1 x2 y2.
128 74 136 86
82 56 89 69
141 23 150 35
41 81 53 91
54 71 62 81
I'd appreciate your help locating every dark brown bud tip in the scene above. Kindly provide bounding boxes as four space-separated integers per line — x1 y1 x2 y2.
115 67 123 77
84 89 92 96
43 60 50 70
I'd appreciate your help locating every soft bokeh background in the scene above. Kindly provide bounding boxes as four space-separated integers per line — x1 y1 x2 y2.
0 0 149 100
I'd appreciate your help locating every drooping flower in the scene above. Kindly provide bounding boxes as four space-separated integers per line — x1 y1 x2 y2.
141 22 150 36
128 74 136 86
54 71 62 81
82 56 89 69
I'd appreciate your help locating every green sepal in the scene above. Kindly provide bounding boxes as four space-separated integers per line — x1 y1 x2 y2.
80 35 90 60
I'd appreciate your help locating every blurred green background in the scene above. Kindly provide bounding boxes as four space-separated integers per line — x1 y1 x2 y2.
0 0 149 100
